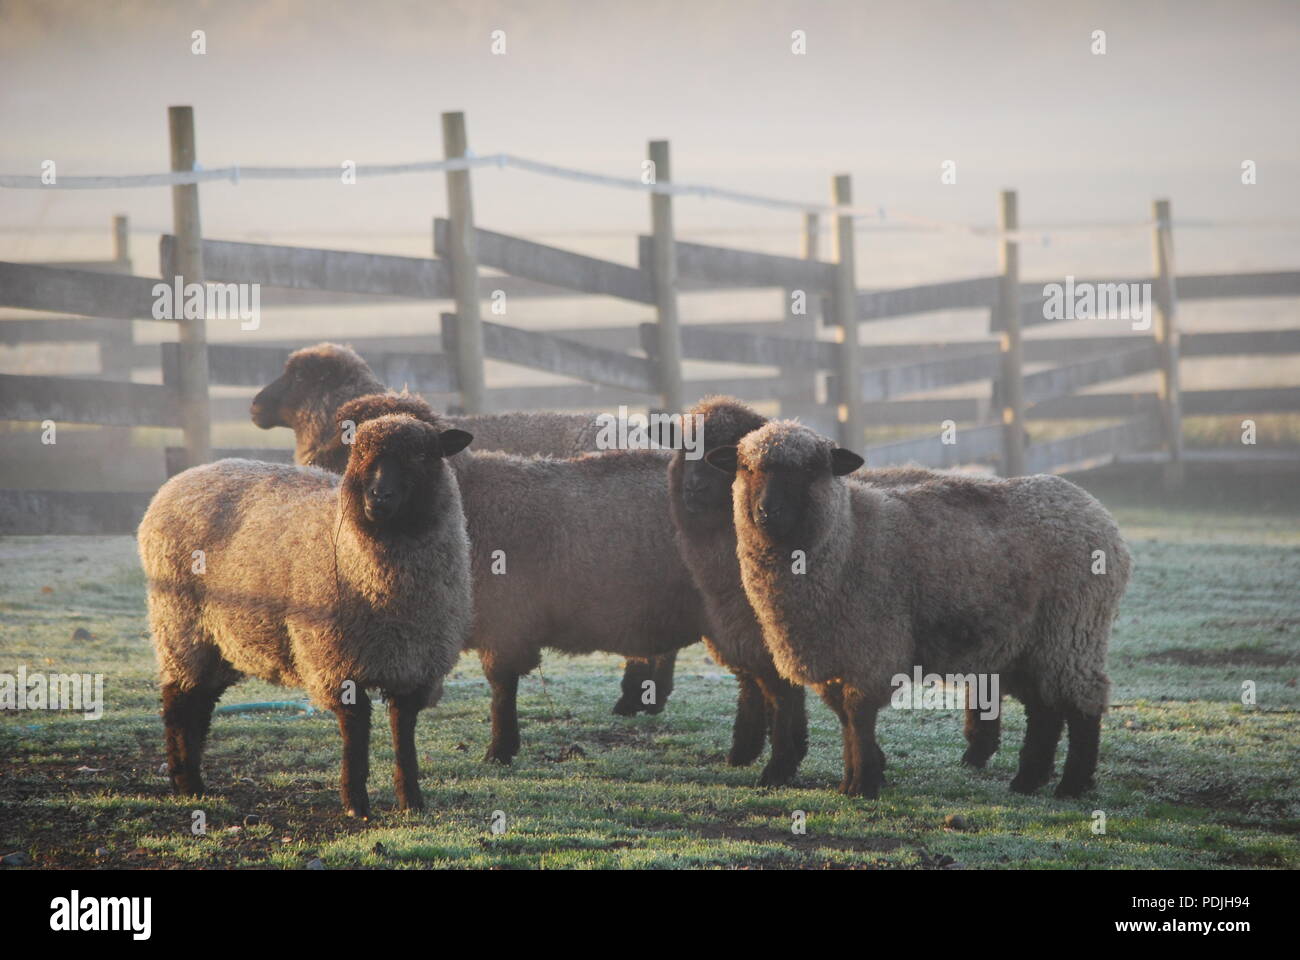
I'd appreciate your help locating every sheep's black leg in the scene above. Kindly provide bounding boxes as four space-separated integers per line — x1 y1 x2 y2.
962 692 1003 769
388 691 425 812
613 659 651 716
817 683 855 793
727 673 767 767
644 653 677 715
840 686 885 799
755 673 808 787
161 681 224 796
333 692 372 818
482 664 521 764
1054 709 1101 798
1010 698 1064 795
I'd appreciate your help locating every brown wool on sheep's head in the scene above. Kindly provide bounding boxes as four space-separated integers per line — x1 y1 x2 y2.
342 414 472 532
250 342 383 431
320 391 449 473
707 420 862 545
337 392 443 432
671 396 769 518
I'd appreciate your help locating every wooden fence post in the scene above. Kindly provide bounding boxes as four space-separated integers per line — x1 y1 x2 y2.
441 111 487 414
781 213 819 404
112 214 131 271
648 140 685 413
100 214 135 382
995 189 1025 476
780 212 836 433
831 174 863 453
1151 198 1185 489
168 106 211 468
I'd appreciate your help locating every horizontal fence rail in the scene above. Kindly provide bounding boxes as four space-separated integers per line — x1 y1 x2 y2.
438 220 655 303
0 260 172 321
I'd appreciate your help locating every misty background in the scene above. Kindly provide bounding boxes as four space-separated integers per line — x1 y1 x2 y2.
1 0 1297 412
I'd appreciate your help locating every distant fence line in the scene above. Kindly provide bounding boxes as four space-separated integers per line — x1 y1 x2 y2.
2 105 1299 534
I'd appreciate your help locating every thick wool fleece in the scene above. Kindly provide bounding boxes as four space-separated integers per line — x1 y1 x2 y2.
138 416 473 710
451 446 709 671
325 391 708 667
670 397 941 677
732 420 1129 717
451 411 604 459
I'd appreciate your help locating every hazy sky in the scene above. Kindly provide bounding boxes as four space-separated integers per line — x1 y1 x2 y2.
2 0 1298 242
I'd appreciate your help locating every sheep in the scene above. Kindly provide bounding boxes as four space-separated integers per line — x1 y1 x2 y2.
667 398 809 785
250 343 668 712
138 412 475 817
706 419 1130 799
328 392 718 763
668 396 971 785
250 342 600 465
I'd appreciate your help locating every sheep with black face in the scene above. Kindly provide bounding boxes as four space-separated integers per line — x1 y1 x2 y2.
668 396 958 786
708 420 1129 799
138 413 473 818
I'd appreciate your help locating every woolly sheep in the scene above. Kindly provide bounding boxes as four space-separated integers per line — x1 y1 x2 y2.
329 392 718 763
250 342 668 714
669 397 962 785
138 413 474 817
250 343 599 465
707 420 1130 798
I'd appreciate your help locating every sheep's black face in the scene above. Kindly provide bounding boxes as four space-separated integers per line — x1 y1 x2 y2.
250 349 356 429
748 465 816 543
677 402 769 515
345 415 472 535
707 423 863 546
678 455 734 514
361 453 414 523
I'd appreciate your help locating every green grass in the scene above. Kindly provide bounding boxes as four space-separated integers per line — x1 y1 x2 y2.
1 478 1297 870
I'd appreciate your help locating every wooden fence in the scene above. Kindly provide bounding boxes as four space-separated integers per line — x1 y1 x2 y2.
2 107 1299 534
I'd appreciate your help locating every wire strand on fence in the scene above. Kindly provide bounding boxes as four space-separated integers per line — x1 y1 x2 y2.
0 151 1160 240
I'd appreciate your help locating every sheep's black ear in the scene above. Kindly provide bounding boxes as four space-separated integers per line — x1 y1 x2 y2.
704 445 739 474
830 447 865 476
437 429 473 457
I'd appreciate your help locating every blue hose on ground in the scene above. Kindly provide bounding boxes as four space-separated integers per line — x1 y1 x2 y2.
214 700 318 716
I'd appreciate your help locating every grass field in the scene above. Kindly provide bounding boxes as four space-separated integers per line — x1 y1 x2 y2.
1 471 1297 870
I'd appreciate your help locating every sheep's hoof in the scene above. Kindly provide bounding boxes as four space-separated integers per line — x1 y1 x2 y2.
1009 772 1049 794
344 806 371 821
396 795 425 813
757 762 798 788
482 746 516 765
170 774 204 796
611 698 640 717
1053 778 1094 799
961 748 992 769
727 744 764 768
839 780 881 799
